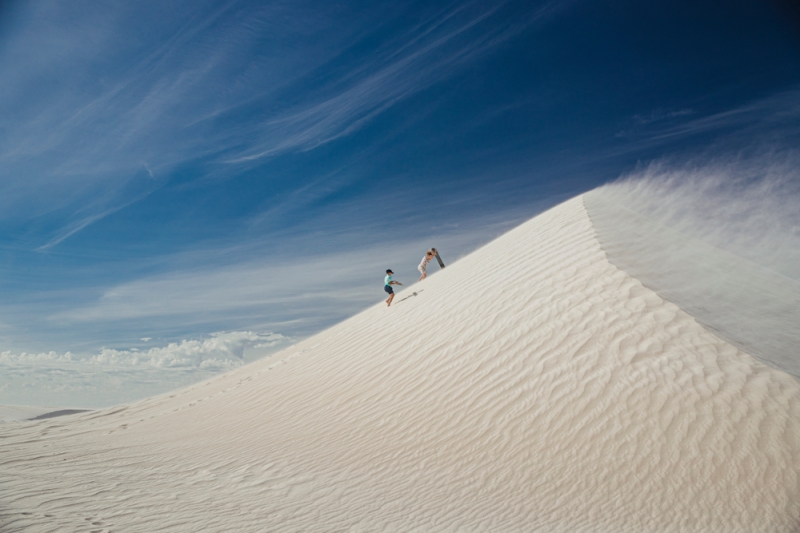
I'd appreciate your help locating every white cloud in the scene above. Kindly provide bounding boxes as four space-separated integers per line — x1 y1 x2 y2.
0 351 77 364
47 213 529 336
0 331 288 407
0 0 373 244
0 331 285 368
0 0 564 250
92 331 285 367
229 1 560 162
650 88 800 143
612 87 800 153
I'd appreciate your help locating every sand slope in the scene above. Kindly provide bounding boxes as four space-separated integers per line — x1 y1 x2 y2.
1 196 798 532
585 186 800 378
0 406 59 424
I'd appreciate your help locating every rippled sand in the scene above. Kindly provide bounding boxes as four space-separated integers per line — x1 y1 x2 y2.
2 196 798 532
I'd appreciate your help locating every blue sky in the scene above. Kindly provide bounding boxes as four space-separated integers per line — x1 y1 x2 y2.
1 0 799 406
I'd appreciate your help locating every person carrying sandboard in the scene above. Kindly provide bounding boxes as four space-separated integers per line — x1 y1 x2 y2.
418 249 436 281
418 248 445 281
432 247 445 268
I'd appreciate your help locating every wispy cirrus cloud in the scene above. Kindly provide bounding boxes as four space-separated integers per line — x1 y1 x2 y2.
35 209 119 251
0 0 564 249
49 233 485 327
0 0 374 244
612 87 800 154
228 1 563 162
652 88 800 141
38 193 543 347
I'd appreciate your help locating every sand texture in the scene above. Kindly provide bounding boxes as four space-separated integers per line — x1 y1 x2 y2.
0 406 60 424
1 196 799 532
585 187 800 378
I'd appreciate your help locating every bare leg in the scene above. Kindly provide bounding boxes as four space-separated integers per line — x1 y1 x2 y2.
418 270 427 281
386 293 395 306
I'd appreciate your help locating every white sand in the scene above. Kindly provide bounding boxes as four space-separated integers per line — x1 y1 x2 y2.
585 185 800 377
0 405 59 424
1 196 798 532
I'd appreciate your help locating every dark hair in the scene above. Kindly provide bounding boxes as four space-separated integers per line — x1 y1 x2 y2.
386 269 393 274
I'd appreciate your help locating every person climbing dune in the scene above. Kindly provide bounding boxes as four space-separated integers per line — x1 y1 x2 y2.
418 249 435 281
384 269 402 306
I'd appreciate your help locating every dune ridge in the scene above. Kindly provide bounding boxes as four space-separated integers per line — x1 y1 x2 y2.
0 406 60 424
1 196 798 532
584 185 800 377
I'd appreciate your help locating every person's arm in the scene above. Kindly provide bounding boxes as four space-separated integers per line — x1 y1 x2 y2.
391 280 402 285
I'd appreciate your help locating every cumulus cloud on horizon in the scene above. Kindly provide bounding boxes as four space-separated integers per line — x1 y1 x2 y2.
1 330 285 368
0 331 287 407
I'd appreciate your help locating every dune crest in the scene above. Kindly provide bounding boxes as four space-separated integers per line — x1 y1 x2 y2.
2 196 798 532
0 405 60 424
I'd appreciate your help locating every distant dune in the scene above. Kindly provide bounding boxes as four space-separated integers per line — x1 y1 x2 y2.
1 195 798 532
0 405 60 424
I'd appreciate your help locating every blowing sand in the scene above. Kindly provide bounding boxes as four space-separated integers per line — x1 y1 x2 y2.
1 195 798 532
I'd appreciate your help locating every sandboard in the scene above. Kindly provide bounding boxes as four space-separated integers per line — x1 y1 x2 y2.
434 250 445 268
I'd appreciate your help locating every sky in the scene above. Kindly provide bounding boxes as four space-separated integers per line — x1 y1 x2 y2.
1 0 799 407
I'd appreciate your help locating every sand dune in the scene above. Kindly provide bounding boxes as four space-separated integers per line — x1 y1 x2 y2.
1 195 798 532
585 185 800 378
0 406 60 424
